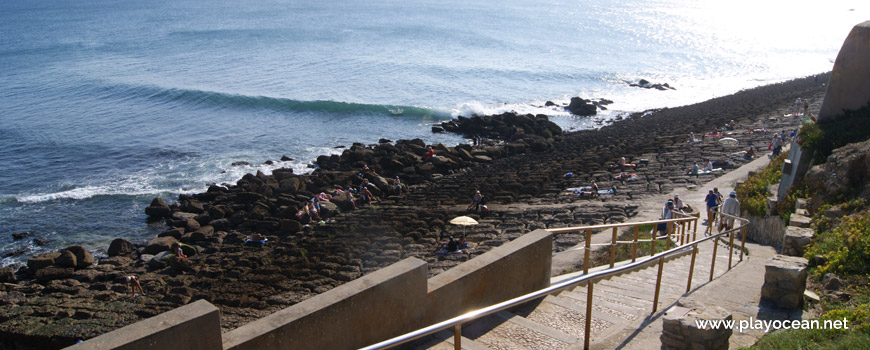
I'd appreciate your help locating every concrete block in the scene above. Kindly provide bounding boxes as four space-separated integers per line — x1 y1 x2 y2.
67 299 222 350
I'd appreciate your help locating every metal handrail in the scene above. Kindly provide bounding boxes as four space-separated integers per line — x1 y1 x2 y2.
361 210 749 350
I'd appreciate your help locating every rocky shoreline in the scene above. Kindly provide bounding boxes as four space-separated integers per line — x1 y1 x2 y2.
0 74 828 349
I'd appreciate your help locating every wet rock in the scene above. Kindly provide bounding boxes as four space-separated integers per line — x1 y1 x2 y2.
144 197 171 219
567 97 597 116
12 232 32 240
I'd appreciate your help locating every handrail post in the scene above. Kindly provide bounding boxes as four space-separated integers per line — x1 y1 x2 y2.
728 226 736 269
609 227 618 268
584 229 591 274
650 229 657 257
679 221 685 246
665 222 672 250
631 225 639 262
653 257 664 313
686 245 697 293
454 324 461 350
709 238 718 282
693 218 698 241
585 282 593 350
740 226 747 261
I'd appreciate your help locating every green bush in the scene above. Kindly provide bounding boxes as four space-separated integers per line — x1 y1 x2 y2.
806 211 870 275
735 153 788 217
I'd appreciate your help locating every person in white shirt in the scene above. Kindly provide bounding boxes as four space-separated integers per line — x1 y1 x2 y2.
719 191 741 232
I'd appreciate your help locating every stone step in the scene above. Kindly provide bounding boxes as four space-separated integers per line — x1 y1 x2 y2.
559 290 646 316
460 312 574 350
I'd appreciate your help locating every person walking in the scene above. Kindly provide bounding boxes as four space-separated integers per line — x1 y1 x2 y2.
719 191 741 232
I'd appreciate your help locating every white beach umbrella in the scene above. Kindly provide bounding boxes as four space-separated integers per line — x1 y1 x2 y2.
718 137 739 146
449 215 479 236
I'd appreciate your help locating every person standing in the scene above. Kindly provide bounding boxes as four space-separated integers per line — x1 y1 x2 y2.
719 191 741 232
704 189 720 227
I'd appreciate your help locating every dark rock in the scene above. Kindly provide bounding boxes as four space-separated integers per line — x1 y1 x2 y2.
144 197 172 219
545 101 557 106
281 219 303 234
99 256 132 267
823 273 843 291
33 238 49 246
158 227 185 240
107 239 136 257
144 236 178 255
148 251 173 269
431 125 444 133
27 252 61 271
0 266 15 283
180 199 204 214
65 245 94 268
35 267 74 282
281 155 294 161
231 161 250 166
12 232 32 240
55 250 78 268
566 97 597 116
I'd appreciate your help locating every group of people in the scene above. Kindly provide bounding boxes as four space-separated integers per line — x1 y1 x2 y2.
794 97 810 117
437 235 469 254
704 187 741 233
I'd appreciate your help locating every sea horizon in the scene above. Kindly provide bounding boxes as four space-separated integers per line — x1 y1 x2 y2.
1 0 866 266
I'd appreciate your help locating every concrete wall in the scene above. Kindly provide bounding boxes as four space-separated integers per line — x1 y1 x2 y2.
222 258 429 350
68 229 554 350
818 21 870 121
424 229 553 325
66 300 221 350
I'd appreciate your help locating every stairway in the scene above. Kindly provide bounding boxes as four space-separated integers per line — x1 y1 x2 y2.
412 238 742 350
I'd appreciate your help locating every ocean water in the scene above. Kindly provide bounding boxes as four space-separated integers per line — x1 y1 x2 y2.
0 0 866 266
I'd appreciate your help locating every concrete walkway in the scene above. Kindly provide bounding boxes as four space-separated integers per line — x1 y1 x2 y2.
552 148 784 275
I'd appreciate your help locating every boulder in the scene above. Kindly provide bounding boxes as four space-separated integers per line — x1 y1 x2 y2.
566 97 597 116
27 252 62 271
0 266 15 283
107 239 136 257
148 251 173 269
55 250 78 268
180 199 204 214
158 227 185 239
281 219 303 234
144 236 178 255
144 197 171 218
65 245 94 268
